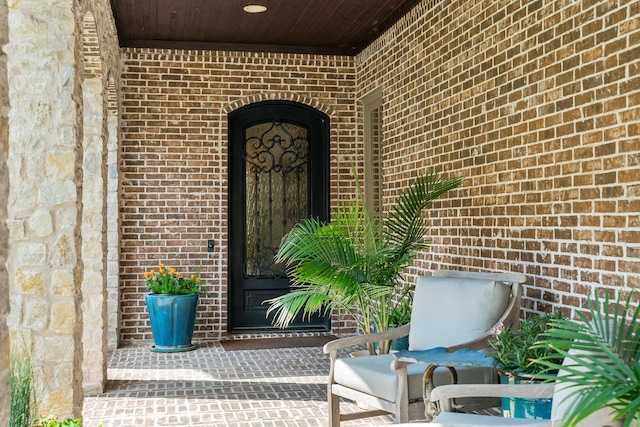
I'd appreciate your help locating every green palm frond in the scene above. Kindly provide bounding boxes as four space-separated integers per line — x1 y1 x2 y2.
386 170 465 259
266 167 464 342
265 287 335 328
534 290 640 427
333 186 380 256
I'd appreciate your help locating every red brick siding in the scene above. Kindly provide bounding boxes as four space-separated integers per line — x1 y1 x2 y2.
356 0 640 318
119 50 357 343
119 0 640 343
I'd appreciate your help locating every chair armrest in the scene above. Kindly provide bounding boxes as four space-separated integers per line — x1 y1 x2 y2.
431 383 555 412
390 358 416 371
323 323 410 354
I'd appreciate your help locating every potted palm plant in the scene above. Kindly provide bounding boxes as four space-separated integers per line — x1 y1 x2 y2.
265 167 464 355
534 290 640 427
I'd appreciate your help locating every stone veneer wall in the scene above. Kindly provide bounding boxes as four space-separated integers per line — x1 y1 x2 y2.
6 0 85 415
356 0 640 315
0 0 8 422
119 50 357 342
5 0 120 417
106 77 120 351
79 0 121 399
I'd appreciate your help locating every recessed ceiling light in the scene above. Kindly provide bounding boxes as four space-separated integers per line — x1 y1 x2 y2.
244 5 267 13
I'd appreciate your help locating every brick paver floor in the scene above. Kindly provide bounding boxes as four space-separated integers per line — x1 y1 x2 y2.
82 342 400 427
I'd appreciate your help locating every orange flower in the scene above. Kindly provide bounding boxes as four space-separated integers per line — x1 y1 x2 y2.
145 263 203 295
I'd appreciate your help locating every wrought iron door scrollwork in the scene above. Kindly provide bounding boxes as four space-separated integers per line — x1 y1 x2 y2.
243 121 310 279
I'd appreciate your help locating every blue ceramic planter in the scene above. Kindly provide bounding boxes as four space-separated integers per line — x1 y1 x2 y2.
145 293 198 353
371 325 410 352
390 334 409 351
499 370 552 419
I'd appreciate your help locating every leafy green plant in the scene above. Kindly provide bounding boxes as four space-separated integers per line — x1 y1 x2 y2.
144 263 203 295
10 349 37 427
265 167 463 354
489 312 568 377
33 416 83 427
389 286 414 328
534 290 640 427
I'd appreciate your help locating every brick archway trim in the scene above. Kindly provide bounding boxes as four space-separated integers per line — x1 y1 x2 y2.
222 93 337 118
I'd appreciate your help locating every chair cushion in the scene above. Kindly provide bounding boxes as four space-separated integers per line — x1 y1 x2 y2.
333 354 495 403
409 276 511 351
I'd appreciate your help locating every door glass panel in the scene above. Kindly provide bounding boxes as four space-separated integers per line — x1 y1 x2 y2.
244 121 309 278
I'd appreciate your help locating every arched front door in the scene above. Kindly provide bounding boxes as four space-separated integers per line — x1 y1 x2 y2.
228 101 330 333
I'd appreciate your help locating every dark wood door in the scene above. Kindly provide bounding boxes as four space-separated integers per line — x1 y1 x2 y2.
228 101 330 333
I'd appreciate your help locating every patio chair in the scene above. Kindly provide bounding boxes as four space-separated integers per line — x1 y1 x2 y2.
404 349 622 427
323 270 527 426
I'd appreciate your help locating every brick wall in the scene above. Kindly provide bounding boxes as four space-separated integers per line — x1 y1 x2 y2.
120 0 640 343
356 0 640 318
119 50 357 342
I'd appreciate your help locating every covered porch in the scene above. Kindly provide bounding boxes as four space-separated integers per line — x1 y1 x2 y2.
1 0 639 424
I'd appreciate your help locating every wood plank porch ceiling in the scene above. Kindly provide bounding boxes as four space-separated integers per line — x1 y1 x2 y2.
110 0 422 55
